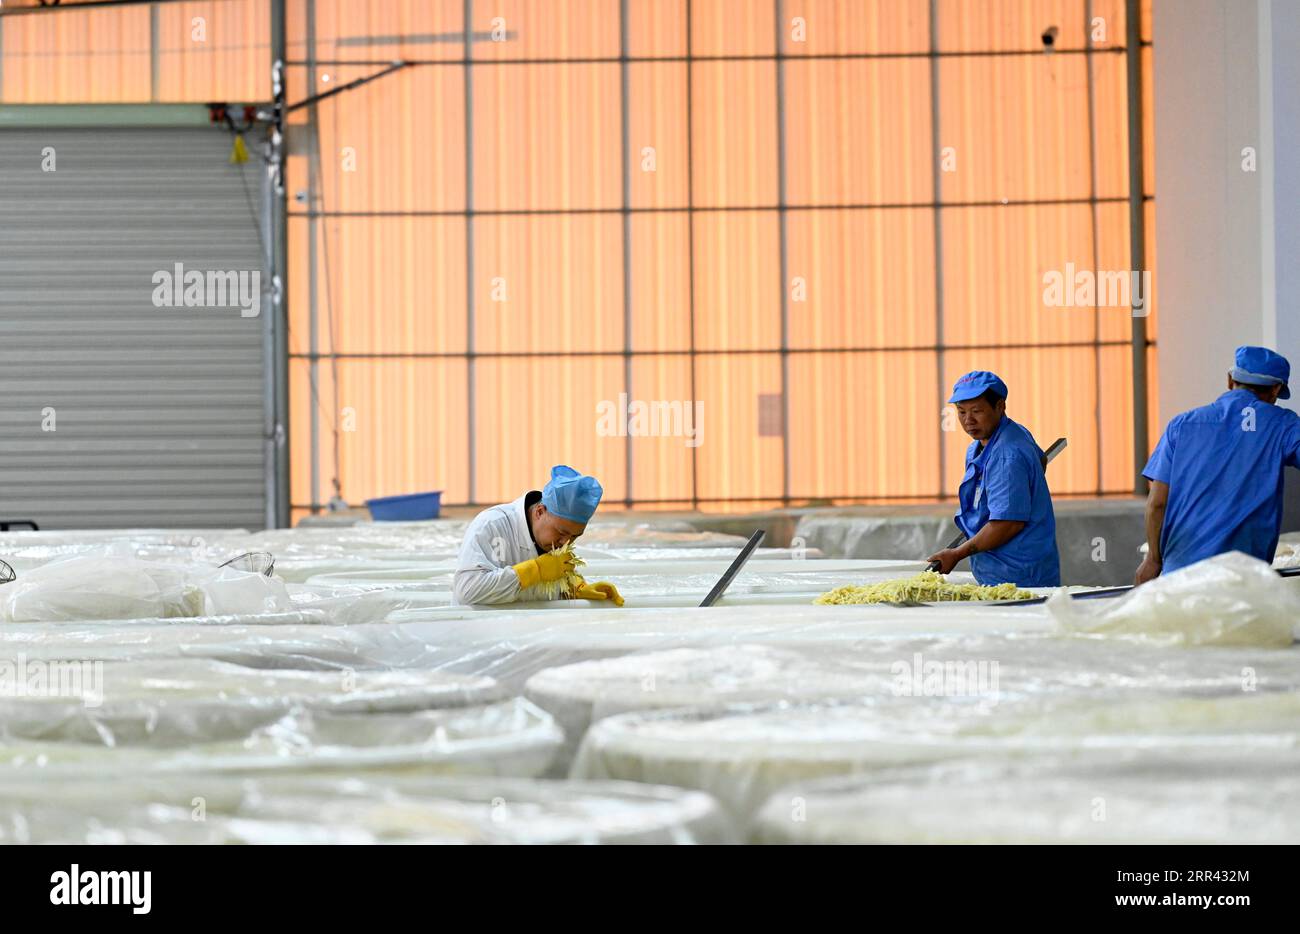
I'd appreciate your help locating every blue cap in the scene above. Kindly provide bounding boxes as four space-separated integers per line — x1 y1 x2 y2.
1231 346 1290 399
948 370 1009 404
541 465 603 524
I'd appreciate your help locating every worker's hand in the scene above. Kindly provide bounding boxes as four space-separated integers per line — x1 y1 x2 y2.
512 551 575 590
1134 556 1162 586
926 548 964 575
575 581 624 606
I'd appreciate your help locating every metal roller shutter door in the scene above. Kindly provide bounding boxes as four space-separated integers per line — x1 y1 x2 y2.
0 126 271 529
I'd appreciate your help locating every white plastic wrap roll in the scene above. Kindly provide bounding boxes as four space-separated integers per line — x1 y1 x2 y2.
0 698 563 780
0 657 508 745
572 691 1300 822
753 750 1300 843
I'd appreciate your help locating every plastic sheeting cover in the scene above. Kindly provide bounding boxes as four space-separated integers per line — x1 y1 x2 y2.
0 699 562 780
302 558 944 601
1049 551 1300 647
526 637 1300 769
1275 533 1300 569
571 691 1300 821
752 750 1300 843
526 645 889 769
170 522 764 582
0 621 439 670
0 774 733 844
5 609 332 629
0 554 295 622
370 604 1059 691
0 657 507 745
0 529 251 574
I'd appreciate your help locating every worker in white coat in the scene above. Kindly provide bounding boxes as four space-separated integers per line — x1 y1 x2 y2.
452 465 625 607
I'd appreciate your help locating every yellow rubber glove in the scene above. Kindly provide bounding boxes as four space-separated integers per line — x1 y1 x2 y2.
559 575 589 600
513 551 575 590
575 581 624 607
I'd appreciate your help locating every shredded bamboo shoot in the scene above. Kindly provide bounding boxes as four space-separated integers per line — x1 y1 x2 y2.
813 571 1033 605
531 541 587 600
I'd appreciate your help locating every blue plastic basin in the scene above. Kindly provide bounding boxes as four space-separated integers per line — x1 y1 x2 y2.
365 491 442 521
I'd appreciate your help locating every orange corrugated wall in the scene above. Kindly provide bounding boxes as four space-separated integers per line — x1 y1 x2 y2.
0 0 1157 520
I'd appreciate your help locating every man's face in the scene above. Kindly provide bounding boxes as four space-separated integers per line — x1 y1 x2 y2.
531 505 587 551
955 396 1005 441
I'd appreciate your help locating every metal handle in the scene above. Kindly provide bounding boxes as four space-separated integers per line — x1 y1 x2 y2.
219 551 277 577
926 531 967 573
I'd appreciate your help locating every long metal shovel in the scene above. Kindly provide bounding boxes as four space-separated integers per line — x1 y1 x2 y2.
998 564 1300 606
699 530 766 607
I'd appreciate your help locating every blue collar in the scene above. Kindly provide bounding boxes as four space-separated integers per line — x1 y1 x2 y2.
1220 388 1268 404
969 415 1011 468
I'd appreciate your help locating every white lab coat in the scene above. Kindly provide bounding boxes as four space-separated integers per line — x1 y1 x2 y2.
452 494 554 606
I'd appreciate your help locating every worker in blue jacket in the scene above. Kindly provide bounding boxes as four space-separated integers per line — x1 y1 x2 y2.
927 371 1061 587
1135 346 1300 584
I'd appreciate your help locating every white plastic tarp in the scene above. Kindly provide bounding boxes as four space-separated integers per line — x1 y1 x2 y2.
0 553 296 622
1049 551 1300 647
571 690 1300 822
0 773 735 844
525 636 1300 769
0 699 563 781
752 749 1300 843
0 657 507 745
